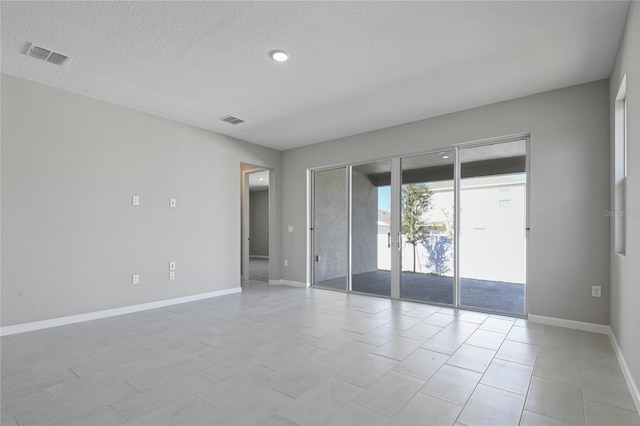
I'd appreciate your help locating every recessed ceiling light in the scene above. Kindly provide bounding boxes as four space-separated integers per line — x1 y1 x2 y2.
442 155 450 159
258 177 264 181
270 50 289 62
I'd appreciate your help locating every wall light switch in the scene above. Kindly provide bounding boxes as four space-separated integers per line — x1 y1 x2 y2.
132 274 140 285
132 195 140 206
169 262 176 271
170 198 176 208
284 259 288 267
592 286 601 297
288 226 293 233
169 271 175 280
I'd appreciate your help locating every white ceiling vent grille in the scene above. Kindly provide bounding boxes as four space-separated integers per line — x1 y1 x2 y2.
219 115 245 125
23 42 72 66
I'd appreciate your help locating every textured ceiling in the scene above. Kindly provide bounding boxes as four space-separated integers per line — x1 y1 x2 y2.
1 1 629 151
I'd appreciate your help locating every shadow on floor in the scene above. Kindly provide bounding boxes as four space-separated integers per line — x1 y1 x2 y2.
317 270 524 315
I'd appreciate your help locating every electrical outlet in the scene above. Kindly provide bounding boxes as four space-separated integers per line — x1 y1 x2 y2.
169 271 175 280
169 261 176 271
132 195 140 206
170 198 176 208
288 226 293 233
132 274 140 285
592 285 601 297
284 259 288 267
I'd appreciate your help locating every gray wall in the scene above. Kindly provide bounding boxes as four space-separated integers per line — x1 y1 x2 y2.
351 171 378 275
249 189 269 257
1 74 281 326
281 80 611 325
610 0 639 405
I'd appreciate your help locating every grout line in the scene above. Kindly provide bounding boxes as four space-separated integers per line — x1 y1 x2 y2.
67 366 80 378
108 404 127 423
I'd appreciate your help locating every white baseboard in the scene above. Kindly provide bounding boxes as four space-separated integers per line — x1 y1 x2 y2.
609 330 640 413
0 287 242 337
269 279 309 288
528 314 610 334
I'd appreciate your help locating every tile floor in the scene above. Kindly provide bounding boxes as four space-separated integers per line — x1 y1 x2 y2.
1 282 638 426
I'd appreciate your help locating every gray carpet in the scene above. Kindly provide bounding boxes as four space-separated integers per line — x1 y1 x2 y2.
317 270 524 315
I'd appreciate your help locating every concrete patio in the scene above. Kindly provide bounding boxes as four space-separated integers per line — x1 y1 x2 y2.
317 270 525 315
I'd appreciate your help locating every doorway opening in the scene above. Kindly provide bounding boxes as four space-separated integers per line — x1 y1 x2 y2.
241 166 271 282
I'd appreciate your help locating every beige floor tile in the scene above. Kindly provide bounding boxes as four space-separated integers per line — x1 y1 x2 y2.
3 285 637 426
355 326 399 346
372 336 423 361
57 405 126 426
321 340 377 367
582 369 637 412
447 344 496 373
322 402 391 426
441 320 480 337
519 410 575 426
534 354 582 385
481 358 533 395
479 318 514 334
421 364 482 406
353 370 425 417
457 384 525 426
421 313 455 327
421 331 468 355
399 323 442 342
126 396 227 426
506 326 543 345
495 340 538 366
524 376 584 425
458 311 490 325
390 392 462 426
334 353 398 388
392 348 448 380
584 400 640 426
466 329 506 350
277 377 363 425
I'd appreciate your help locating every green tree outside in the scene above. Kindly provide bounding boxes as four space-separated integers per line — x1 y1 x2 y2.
401 183 433 272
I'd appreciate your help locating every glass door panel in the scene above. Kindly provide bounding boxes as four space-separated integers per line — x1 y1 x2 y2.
313 167 348 291
458 140 527 315
400 151 455 304
351 160 392 297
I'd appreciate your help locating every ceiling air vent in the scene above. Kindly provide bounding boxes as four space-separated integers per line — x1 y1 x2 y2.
23 42 72 66
219 115 245 125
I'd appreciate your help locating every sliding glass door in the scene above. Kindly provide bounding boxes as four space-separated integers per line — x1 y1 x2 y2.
400 152 454 304
458 140 527 315
351 160 393 297
311 137 528 316
312 167 348 291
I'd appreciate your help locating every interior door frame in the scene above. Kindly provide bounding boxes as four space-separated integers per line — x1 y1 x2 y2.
241 165 272 282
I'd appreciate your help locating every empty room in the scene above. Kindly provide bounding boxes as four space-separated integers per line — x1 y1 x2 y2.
1 1 639 425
